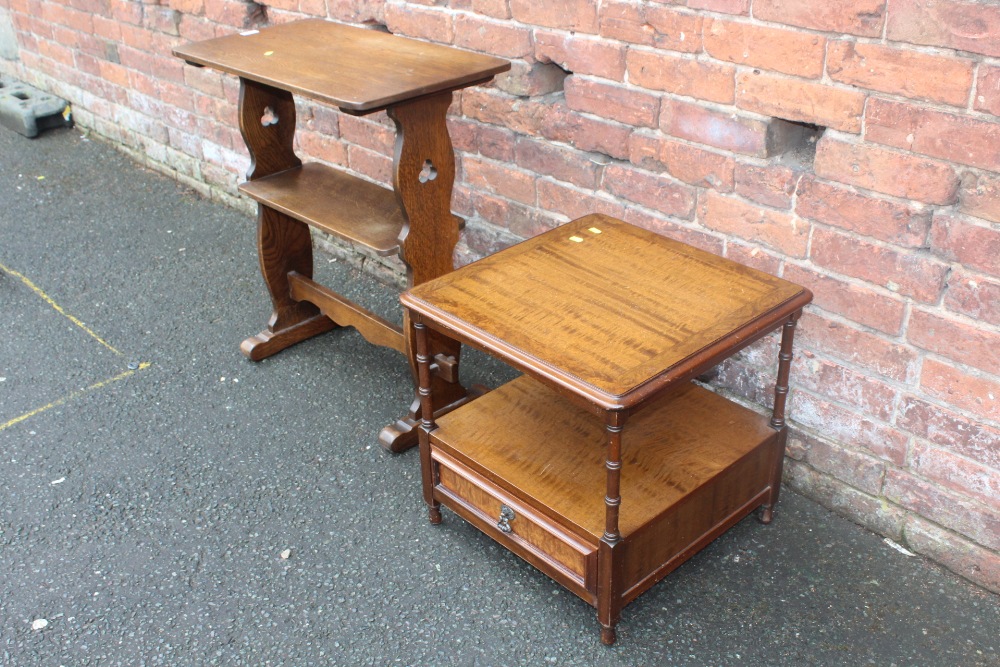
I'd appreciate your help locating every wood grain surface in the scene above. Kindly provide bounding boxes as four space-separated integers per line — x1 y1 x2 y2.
431 375 776 539
239 163 404 255
173 19 509 112
404 214 811 407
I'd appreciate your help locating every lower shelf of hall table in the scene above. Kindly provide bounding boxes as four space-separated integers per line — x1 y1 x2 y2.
425 374 783 605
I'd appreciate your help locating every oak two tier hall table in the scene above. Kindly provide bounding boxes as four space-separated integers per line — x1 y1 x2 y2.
173 20 509 451
401 214 813 644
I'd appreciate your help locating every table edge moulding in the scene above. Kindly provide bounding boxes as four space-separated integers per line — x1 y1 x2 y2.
173 19 510 452
401 214 814 645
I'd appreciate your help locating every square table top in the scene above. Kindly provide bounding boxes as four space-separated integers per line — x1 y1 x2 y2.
402 214 812 410
173 19 510 112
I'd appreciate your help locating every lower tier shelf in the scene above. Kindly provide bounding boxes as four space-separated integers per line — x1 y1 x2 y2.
239 162 405 256
428 375 780 603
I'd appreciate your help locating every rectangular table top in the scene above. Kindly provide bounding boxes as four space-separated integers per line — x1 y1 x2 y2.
172 19 510 112
402 214 812 410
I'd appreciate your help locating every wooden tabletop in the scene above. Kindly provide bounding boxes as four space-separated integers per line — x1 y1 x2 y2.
402 214 812 410
172 19 510 112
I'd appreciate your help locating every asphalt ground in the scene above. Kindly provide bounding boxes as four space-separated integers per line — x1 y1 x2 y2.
0 125 997 666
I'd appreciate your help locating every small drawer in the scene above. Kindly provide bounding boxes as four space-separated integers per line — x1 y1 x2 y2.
432 448 597 600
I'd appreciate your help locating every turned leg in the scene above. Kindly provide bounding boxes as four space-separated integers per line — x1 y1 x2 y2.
598 413 626 646
413 316 442 524
759 311 801 524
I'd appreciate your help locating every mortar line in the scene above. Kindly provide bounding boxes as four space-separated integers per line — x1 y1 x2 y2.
0 261 122 355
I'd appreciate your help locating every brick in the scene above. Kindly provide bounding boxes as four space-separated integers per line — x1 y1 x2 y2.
905 516 1000 594
534 31 626 81
299 102 340 139
735 163 801 209
796 315 917 383
178 14 218 42
202 0 259 27
564 77 660 128
704 18 825 79
813 136 959 205
602 163 697 219
921 358 1000 422
796 177 931 247
783 265 906 335
659 100 770 157
338 114 393 154
325 0 385 23
196 117 241 153
785 459 906 541
975 64 1000 117
699 192 809 257
462 156 536 206
465 189 559 239
539 103 633 161
797 357 897 422
348 145 391 185
536 179 627 222
297 129 349 168
754 0 885 37
736 72 864 134
145 7 182 36
385 3 453 43
448 118 478 154
70 0 113 11
494 61 568 97
453 14 531 59
930 213 1000 277
725 242 782 274
888 0 1000 59
599 1 654 45
475 124 517 162
910 442 1000 506
827 41 973 108
811 227 949 303
183 65 224 98
627 50 735 104
599 3 704 51
510 0 598 33
886 472 1000 553
168 0 205 13
472 0 511 19
203 141 249 174
630 132 735 191
945 270 1000 328
909 309 1000 376
458 221 524 266
622 208 725 256
37 38 76 67
513 137 603 190
461 88 548 137
688 0 748 14
792 433 886 494
644 5 704 53
959 172 1000 224
793 390 908 464
898 396 1000 469
865 98 1000 173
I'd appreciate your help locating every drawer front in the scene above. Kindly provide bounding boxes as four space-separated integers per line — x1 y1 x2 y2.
432 449 597 600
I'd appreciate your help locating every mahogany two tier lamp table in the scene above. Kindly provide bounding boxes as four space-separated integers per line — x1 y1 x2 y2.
173 19 509 451
401 214 813 644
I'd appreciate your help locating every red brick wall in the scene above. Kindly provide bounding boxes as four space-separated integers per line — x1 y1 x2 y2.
1 0 997 591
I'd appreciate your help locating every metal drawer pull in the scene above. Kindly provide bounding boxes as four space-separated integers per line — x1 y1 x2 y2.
497 505 516 533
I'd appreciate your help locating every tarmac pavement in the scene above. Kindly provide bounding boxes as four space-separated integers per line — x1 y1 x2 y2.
0 125 998 666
